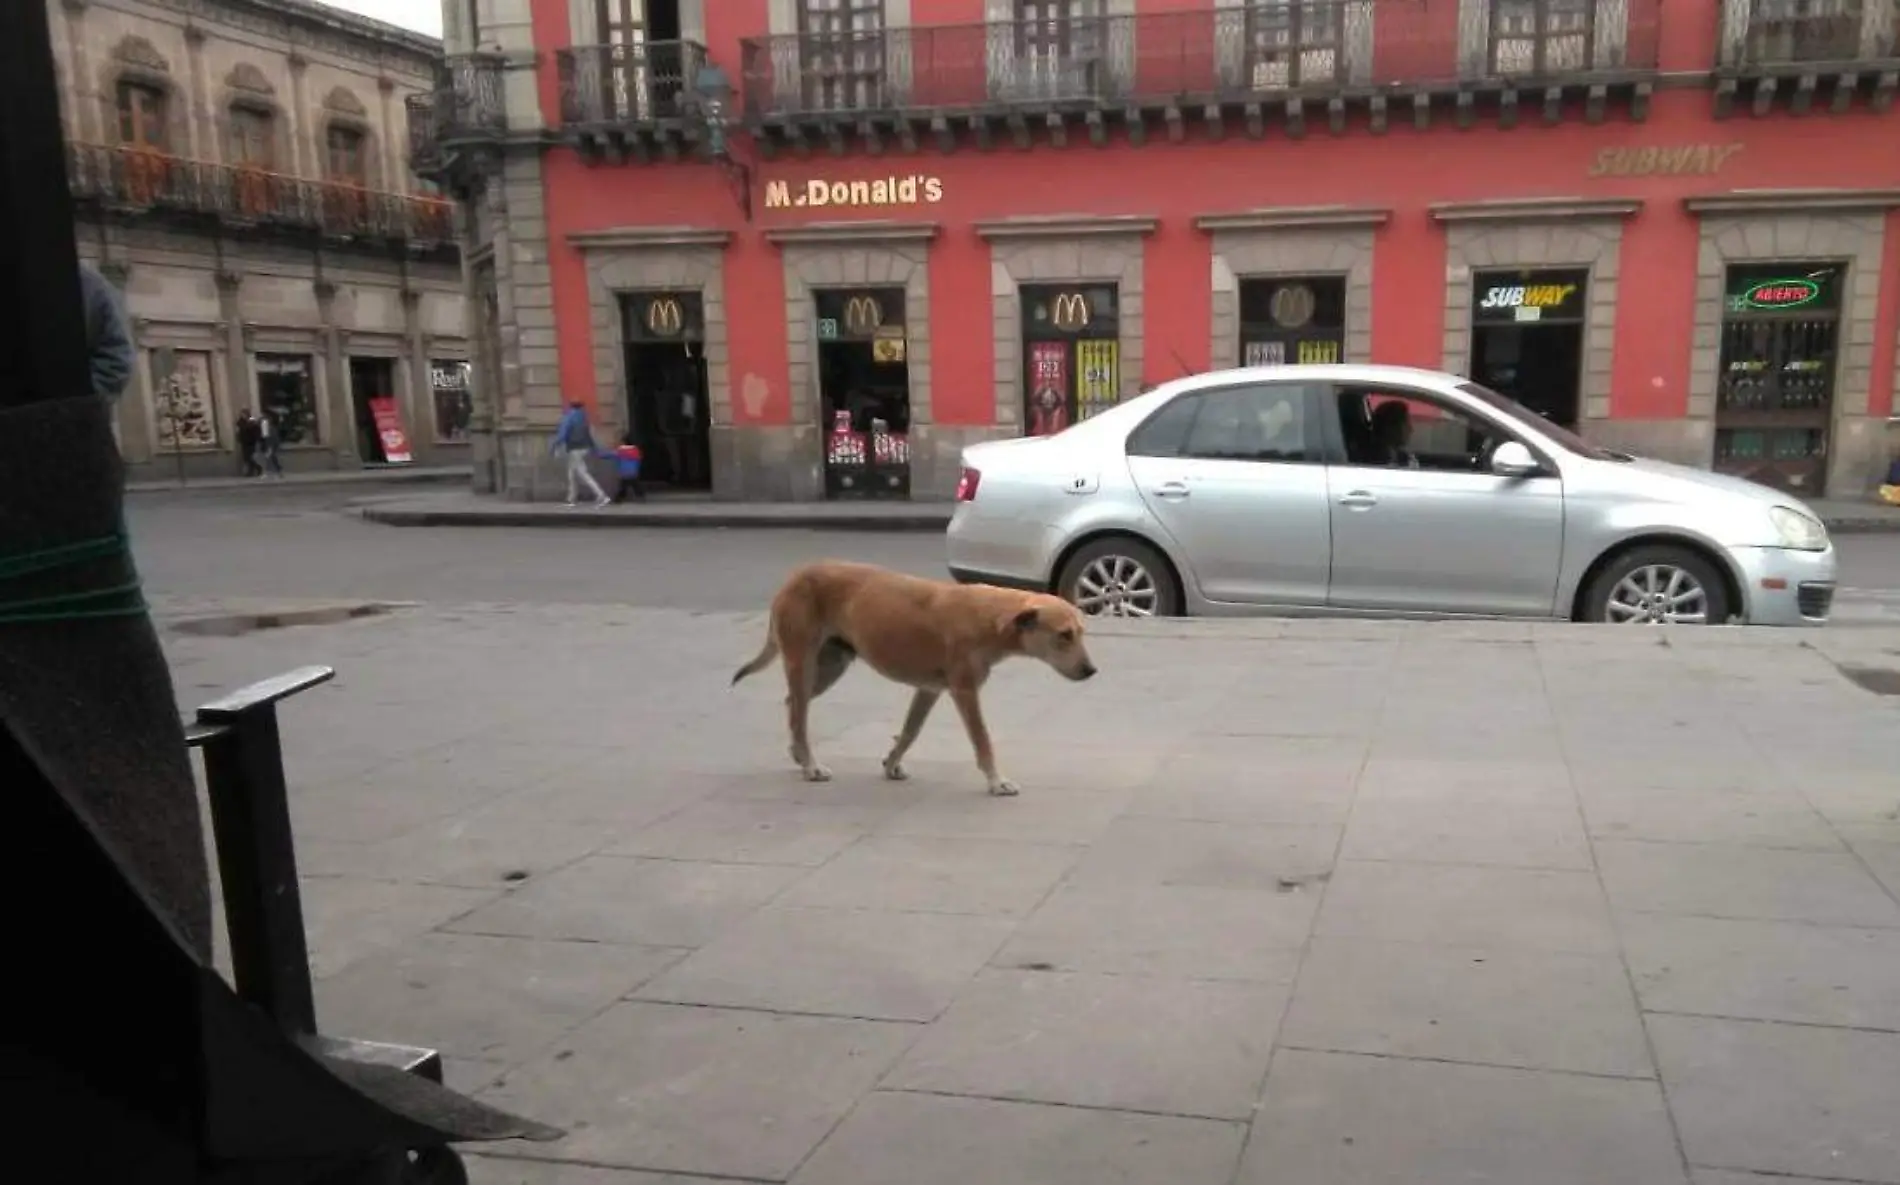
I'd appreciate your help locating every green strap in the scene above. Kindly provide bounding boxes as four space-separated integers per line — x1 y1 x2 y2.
0 533 147 625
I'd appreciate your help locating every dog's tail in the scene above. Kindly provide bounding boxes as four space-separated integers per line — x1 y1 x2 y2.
730 626 780 687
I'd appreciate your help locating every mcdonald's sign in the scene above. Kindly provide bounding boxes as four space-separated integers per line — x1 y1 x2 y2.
1051 291 1091 332
843 294 883 336
645 296 684 337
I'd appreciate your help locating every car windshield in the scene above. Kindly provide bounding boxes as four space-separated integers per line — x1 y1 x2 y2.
1455 381 1620 461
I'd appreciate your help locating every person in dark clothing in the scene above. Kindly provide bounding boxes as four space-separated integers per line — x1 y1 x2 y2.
79 262 134 401
235 410 262 477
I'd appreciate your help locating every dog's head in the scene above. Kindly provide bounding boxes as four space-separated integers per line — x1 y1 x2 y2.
1008 595 1098 682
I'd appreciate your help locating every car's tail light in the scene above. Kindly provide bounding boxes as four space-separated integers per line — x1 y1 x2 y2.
955 466 981 502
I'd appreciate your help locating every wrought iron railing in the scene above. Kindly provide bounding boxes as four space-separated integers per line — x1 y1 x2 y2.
407 52 507 169
1719 0 1897 65
67 144 455 244
739 1 1661 118
556 42 709 127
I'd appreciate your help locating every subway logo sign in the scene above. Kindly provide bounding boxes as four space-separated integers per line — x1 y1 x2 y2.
1478 283 1578 311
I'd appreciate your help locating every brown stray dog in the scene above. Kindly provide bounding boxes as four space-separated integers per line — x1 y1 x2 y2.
731 561 1098 795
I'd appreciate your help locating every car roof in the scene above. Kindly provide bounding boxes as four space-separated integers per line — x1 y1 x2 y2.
1163 364 1465 394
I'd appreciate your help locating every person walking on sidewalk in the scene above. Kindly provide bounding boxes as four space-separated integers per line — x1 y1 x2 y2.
256 408 284 478
235 409 262 477
551 400 609 507
79 261 134 402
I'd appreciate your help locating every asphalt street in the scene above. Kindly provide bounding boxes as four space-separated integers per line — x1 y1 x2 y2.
127 481 1900 623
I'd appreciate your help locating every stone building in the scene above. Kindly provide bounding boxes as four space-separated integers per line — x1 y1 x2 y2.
54 0 472 479
416 0 1900 503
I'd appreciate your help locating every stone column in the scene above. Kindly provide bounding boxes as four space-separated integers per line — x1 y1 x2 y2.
59 0 96 145
182 23 210 161
401 287 430 454
286 52 312 179
377 75 401 193
214 269 247 419
315 278 352 467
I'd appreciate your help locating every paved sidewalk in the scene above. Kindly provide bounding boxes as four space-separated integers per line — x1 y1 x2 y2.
128 464 466 495
159 604 1900 1185
358 489 1900 533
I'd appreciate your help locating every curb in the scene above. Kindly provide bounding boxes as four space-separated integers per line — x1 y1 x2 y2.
1824 516 1900 535
357 506 955 532
165 601 411 637
127 469 467 496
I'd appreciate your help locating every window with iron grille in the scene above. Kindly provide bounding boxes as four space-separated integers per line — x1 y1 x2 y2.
1012 0 1105 100
800 0 887 112
228 106 275 169
1244 1 1345 90
116 81 170 150
1489 0 1596 74
1745 0 1865 63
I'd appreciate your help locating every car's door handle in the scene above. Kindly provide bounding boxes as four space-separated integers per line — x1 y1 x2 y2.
1154 480 1191 500
1337 490 1378 509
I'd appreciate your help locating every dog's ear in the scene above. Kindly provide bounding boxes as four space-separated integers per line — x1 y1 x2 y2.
1012 607 1041 633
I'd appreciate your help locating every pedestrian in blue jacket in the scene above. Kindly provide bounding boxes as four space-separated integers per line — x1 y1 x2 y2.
79 261 134 401
550 400 610 507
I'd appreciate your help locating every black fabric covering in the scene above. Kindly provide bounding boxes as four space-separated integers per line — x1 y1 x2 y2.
0 395 215 958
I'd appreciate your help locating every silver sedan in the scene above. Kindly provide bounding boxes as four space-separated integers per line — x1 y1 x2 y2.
946 365 1837 626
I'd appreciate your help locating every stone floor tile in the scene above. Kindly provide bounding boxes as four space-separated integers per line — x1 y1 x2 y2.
478 1002 915 1179
299 876 501 978
776 835 1080 917
874 785 1134 844
1351 757 1576 805
1340 800 1593 870
993 881 1313 982
607 798 883 867
1595 840 1900 927
1649 1014 1900 1184
1238 1049 1688 1185
467 1158 727 1184
1068 816 1339 892
1314 860 1618 954
1278 936 1653 1078
1578 788 1842 851
300 814 626 890
1621 913 1900 1030
1691 1171 1847 1185
1854 839 1900 899
445 856 807 947
315 931 684 1065
634 905 1015 1021
881 969 1285 1120
788 1091 1245 1185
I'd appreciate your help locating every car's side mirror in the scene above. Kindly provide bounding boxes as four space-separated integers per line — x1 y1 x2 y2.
1490 440 1541 478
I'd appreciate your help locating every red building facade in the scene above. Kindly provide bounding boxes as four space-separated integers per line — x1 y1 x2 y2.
416 0 1900 502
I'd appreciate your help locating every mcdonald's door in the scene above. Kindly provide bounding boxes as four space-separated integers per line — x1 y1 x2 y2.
1020 284 1121 436
621 291 712 491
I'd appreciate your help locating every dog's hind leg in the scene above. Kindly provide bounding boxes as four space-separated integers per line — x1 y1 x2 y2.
782 645 831 782
881 689 940 781
949 684 1018 796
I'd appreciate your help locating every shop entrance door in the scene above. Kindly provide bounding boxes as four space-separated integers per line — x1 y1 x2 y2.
817 288 911 499
1239 275 1346 367
621 291 711 491
1468 269 1588 429
1713 262 1841 496
348 356 399 463
1021 283 1120 436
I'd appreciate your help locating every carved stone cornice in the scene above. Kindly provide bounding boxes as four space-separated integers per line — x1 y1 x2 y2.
1429 198 1643 223
973 214 1158 240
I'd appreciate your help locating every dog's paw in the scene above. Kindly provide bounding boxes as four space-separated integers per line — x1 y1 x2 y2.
882 758 909 782
802 763 834 783
987 778 1021 797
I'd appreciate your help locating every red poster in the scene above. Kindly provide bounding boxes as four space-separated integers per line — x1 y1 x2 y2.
1027 341 1070 437
368 396 413 463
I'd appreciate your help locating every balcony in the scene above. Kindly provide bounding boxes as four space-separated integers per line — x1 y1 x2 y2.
407 52 508 187
1713 0 1899 115
556 42 710 159
738 0 1660 154
67 144 456 251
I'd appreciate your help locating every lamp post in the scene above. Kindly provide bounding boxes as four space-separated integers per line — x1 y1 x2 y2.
693 64 752 222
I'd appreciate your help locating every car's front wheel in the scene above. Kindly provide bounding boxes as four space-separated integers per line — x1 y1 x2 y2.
1583 544 1732 625
1057 537 1179 618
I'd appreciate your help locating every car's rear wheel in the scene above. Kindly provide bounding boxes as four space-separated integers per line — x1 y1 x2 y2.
1058 537 1178 618
1584 545 1731 625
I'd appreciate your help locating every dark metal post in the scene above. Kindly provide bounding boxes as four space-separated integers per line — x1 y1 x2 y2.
196 665 336 1035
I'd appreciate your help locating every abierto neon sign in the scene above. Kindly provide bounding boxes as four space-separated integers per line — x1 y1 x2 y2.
1739 278 1822 311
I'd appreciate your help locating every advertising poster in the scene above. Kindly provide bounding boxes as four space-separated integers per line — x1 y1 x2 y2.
1076 340 1119 421
1027 341 1070 437
367 396 413 463
1244 340 1285 367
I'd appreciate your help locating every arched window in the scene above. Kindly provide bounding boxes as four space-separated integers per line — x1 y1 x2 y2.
325 124 368 184
116 80 169 149
228 105 275 169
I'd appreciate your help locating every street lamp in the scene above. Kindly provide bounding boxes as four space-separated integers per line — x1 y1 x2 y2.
693 64 752 222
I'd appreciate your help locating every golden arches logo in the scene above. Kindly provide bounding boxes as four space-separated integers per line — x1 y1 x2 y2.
645 296 684 336
843 295 883 335
1051 292 1090 331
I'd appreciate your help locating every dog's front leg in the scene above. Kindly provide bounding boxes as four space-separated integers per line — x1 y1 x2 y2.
882 689 940 781
948 684 1017 796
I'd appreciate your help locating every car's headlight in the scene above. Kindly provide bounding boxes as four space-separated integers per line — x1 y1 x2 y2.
1768 505 1828 551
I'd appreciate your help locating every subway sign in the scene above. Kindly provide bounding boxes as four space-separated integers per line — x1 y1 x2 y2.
1473 274 1584 323
1738 278 1821 311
